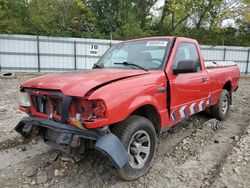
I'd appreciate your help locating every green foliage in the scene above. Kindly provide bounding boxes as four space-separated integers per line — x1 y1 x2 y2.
0 0 29 34
27 0 60 36
0 0 95 37
0 0 249 46
51 0 96 37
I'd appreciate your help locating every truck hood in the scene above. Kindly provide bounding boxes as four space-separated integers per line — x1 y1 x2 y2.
21 69 150 97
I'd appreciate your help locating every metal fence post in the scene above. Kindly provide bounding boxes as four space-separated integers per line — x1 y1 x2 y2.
223 47 226 61
36 36 41 72
74 41 77 70
246 49 250 75
110 33 112 47
84 39 87 69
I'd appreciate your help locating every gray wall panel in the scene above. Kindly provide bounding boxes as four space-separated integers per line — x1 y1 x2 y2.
0 34 249 74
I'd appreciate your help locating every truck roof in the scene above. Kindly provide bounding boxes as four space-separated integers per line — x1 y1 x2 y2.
118 36 198 45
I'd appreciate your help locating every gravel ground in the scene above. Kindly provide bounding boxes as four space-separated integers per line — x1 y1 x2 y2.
0 74 249 188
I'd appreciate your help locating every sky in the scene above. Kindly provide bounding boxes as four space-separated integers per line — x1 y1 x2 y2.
151 0 165 17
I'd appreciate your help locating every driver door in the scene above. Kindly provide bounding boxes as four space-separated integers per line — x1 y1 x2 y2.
167 39 210 122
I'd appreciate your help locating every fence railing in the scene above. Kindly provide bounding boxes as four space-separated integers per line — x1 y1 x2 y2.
0 34 249 74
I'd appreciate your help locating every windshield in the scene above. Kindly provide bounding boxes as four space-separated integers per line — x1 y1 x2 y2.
96 39 169 70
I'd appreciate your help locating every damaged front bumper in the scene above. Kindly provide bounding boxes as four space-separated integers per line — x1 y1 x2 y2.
15 117 129 169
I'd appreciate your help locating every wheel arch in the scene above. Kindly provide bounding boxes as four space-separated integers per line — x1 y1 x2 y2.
223 80 232 104
223 80 232 92
129 104 161 136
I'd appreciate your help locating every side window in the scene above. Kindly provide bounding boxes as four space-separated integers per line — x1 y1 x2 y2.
172 42 201 71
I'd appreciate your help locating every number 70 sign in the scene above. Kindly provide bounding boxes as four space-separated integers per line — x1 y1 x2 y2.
89 44 98 55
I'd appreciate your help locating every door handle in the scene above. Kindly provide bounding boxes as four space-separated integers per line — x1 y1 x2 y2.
202 77 208 83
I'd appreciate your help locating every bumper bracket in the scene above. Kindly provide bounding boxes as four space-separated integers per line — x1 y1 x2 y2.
15 117 129 169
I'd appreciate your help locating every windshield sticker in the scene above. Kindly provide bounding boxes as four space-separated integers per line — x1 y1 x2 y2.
146 41 168 47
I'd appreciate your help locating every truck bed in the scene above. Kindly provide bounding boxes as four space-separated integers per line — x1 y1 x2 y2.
204 61 237 69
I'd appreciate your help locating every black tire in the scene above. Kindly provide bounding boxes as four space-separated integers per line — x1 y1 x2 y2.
112 115 157 180
211 89 230 120
0 72 16 79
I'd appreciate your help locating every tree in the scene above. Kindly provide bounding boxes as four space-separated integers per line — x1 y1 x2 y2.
158 0 194 34
86 0 157 39
26 0 95 37
0 0 249 46
26 0 60 36
132 0 158 29
54 0 96 37
0 0 29 34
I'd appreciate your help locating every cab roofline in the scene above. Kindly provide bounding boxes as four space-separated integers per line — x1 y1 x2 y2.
116 36 176 45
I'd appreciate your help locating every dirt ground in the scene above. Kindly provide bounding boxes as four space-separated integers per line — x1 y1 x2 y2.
0 74 249 188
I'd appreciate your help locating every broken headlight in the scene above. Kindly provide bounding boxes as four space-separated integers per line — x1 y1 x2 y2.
83 100 106 120
69 99 107 129
18 92 31 107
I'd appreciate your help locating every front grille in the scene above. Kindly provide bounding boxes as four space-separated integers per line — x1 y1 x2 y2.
51 98 62 115
32 96 49 114
31 95 62 116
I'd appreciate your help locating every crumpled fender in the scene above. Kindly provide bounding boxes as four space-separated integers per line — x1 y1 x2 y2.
94 133 130 169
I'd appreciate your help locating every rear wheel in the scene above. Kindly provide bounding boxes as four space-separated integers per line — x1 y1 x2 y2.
112 115 157 180
211 89 230 120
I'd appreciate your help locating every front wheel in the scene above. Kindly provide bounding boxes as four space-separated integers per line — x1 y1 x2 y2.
112 115 157 180
211 89 230 120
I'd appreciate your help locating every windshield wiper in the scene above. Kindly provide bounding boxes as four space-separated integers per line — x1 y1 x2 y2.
93 63 104 69
114 62 148 71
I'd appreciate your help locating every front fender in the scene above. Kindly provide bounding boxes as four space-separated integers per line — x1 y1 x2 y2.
89 90 164 126
127 95 159 112
87 71 166 126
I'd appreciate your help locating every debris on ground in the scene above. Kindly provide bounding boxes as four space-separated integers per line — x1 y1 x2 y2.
202 118 224 132
0 73 16 79
23 167 38 177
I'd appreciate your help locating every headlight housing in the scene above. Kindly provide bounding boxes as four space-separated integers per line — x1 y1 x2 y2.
69 99 106 129
18 92 31 107
80 100 106 120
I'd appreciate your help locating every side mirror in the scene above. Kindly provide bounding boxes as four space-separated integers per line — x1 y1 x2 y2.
173 60 198 74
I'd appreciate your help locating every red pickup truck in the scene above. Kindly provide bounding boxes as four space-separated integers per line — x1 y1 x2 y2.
16 37 240 180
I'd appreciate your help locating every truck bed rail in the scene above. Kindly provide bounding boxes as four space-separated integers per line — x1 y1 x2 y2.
204 61 237 69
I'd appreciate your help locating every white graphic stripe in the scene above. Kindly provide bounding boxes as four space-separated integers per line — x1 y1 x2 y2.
171 109 176 121
198 100 204 111
206 95 211 105
189 103 196 114
179 105 187 118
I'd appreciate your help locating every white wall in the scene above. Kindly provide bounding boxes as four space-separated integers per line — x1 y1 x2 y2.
0 34 249 73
